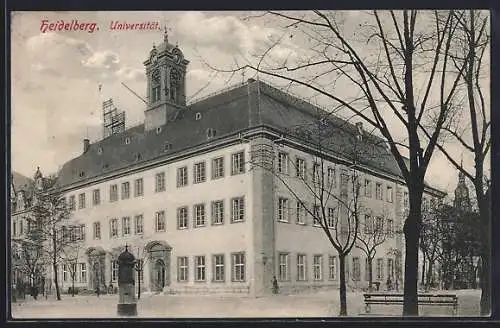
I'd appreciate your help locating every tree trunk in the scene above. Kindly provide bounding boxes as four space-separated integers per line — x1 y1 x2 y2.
403 209 422 316
339 254 347 316
420 256 426 287
368 257 373 292
426 259 433 288
72 276 75 297
137 269 141 300
477 194 490 315
52 260 61 301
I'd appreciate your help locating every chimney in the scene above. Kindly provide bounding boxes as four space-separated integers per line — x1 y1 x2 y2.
355 122 363 140
83 139 90 153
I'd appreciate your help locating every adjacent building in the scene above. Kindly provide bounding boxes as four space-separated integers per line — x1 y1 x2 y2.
48 32 445 296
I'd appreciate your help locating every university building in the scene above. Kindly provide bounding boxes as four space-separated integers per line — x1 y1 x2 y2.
48 32 445 296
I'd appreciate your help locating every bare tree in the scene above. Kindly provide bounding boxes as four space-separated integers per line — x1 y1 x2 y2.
61 238 84 297
206 10 467 315
130 236 153 300
417 10 490 314
248 114 392 315
31 176 81 301
355 208 394 292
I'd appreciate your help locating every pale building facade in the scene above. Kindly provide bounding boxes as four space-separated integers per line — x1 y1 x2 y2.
50 32 445 296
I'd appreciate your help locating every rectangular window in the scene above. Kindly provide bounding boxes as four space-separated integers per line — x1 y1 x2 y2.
375 217 384 233
110 219 118 238
327 207 336 228
177 207 188 229
134 214 143 234
155 172 166 192
297 254 307 281
387 258 394 279
364 215 373 234
387 186 393 203
387 219 394 236
312 163 321 183
212 200 224 225
63 264 68 282
80 263 87 283
296 201 306 225
212 157 224 179
403 191 409 208
177 166 188 187
78 193 86 209
329 256 338 280
278 253 289 281
296 158 306 179
92 189 100 206
152 86 160 102
177 257 188 282
278 197 289 222
213 254 225 282
79 224 86 241
194 204 206 227
155 211 166 232
134 178 144 197
328 166 336 188
121 182 130 199
112 260 118 282
352 257 361 281
364 179 372 197
231 151 245 175
68 195 76 211
232 252 246 282
278 152 289 174
122 216 130 236
340 169 349 187
109 184 118 202
376 258 384 281
195 256 206 281
194 162 206 184
313 255 323 280
375 183 382 200
312 205 321 226
231 197 245 223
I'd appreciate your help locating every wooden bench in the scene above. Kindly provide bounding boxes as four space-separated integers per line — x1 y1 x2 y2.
363 293 458 315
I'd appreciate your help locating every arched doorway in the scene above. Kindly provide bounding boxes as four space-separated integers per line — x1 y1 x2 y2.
154 259 166 290
145 241 171 293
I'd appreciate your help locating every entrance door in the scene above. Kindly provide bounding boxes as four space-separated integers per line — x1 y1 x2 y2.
155 259 166 292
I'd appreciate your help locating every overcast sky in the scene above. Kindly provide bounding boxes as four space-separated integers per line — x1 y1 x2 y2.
11 11 488 198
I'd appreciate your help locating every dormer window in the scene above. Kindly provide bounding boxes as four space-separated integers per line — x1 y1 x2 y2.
136 153 142 161
195 112 202 121
207 128 217 139
79 172 85 178
156 127 162 134
125 137 131 145
97 147 103 154
103 163 109 169
164 143 172 151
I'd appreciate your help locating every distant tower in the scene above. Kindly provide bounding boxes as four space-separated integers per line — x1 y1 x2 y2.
33 166 44 191
454 167 471 212
144 27 189 131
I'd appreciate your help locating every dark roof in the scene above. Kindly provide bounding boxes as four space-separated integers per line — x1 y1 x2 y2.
56 79 443 195
12 172 34 197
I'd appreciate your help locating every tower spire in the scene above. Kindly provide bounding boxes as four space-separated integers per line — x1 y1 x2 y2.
163 25 169 43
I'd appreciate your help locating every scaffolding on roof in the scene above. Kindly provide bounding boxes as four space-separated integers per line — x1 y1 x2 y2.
103 98 126 138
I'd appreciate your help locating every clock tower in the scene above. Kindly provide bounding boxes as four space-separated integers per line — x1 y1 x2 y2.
144 29 189 131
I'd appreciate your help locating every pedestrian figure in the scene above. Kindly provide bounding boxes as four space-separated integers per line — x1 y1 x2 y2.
272 276 279 294
95 285 100 297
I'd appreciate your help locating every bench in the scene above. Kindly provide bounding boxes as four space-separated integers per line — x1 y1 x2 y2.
363 293 458 315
